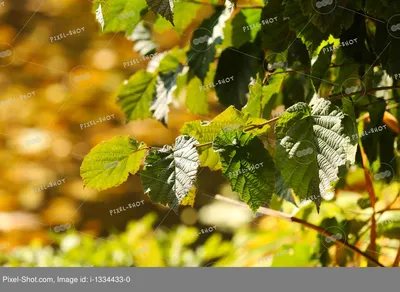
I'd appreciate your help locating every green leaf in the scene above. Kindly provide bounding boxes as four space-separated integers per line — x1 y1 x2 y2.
93 0 147 35
287 39 311 70
284 0 327 54
80 136 147 191
153 2 202 34
213 129 276 212
275 171 297 206
187 7 231 81
317 218 349 266
311 45 333 92
377 211 400 239
271 243 314 267
146 0 174 25
243 75 264 118
141 135 200 208
215 42 263 109
223 9 262 48
117 70 156 121
364 0 400 21
181 106 250 170
274 98 357 209
158 48 186 74
261 0 296 52
243 74 285 118
298 0 358 36
185 76 209 115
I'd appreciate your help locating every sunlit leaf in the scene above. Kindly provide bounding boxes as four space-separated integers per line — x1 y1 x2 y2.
93 0 147 35
181 106 249 170
117 70 156 121
141 135 200 208
146 0 174 25
81 136 147 190
274 98 357 209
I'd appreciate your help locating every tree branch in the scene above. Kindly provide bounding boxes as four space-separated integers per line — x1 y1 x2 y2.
328 86 400 100
376 208 400 214
182 0 263 8
329 63 359 68
215 195 385 267
194 86 399 147
393 247 400 267
359 139 377 261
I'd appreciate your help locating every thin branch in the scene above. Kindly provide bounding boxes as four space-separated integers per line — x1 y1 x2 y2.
376 208 400 214
243 116 280 131
269 63 356 76
194 86 399 147
328 86 400 100
269 68 311 75
393 247 400 267
215 195 385 267
376 192 400 214
329 63 358 68
195 141 213 148
181 0 263 8
359 133 377 260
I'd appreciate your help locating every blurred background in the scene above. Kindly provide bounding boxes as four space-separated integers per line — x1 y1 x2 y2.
0 0 399 267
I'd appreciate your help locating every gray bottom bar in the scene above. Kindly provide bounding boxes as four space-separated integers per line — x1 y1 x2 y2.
0 268 397 292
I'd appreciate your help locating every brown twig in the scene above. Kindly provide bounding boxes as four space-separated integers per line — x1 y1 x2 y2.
393 247 400 267
376 208 400 214
328 86 400 100
215 195 385 267
182 0 263 8
359 130 377 260
195 87 400 149
328 63 359 68
243 116 280 132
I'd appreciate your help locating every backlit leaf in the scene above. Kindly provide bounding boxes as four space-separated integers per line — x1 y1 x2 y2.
141 135 200 208
81 136 147 191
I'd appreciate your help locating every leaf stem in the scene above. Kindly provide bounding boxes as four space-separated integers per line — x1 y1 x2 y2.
215 195 385 267
329 63 359 68
181 0 264 8
194 117 280 148
195 141 213 148
243 116 280 131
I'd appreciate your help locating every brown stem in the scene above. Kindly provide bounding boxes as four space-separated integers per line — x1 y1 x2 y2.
329 63 358 68
195 141 213 148
393 247 400 267
215 195 385 267
243 116 280 132
359 135 377 260
376 208 400 214
328 86 400 100
269 69 311 75
195 87 400 148
182 0 263 8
